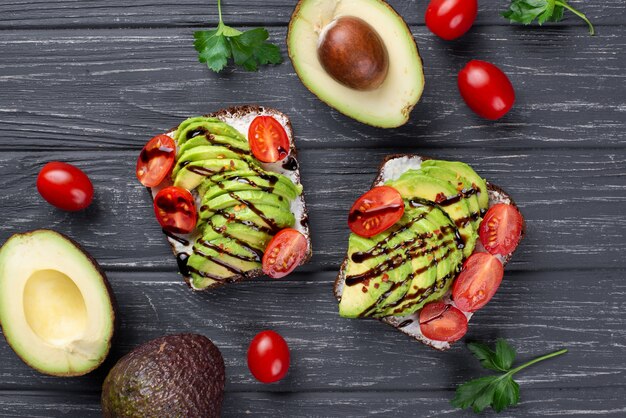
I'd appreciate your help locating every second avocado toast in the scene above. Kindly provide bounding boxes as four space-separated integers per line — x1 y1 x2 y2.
146 106 312 290
335 155 524 350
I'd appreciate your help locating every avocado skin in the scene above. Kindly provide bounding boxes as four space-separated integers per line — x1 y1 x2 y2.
101 334 225 418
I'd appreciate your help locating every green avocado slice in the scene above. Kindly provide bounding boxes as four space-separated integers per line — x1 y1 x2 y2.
419 165 482 230
421 160 489 211
200 190 291 216
173 146 248 177
174 159 254 191
197 170 301 200
201 214 273 251
188 237 261 290
201 176 299 202
338 205 437 319
175 118 247 145
177 134 250 157
371 205 458 314
198 203 295 233
388 171 477 258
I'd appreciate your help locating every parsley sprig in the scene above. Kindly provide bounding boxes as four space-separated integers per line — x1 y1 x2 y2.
452 339 568 413
502 0 595 35
193 0 283 72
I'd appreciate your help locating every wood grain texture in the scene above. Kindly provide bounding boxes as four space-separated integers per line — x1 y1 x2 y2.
0 27 624 151
1 387 626 417
0 0 623 28
0 0 625 415
0 149 623 270
0 270 624 392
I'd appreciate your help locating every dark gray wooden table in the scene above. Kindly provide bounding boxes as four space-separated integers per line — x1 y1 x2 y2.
1 0 625 416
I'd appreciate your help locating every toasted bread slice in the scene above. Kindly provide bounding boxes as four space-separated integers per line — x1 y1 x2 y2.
334 154 525 350
149 105 312 290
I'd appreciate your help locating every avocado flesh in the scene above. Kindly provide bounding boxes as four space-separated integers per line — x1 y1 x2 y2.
339 205 443 318
174 159 256 191
388 171 477 258
287 0 425 128
101 334 225 418
173 145 249 177
419 166 482 230
375 205 464 317
188 237 262 290
371 205 457 314
0 230 115 376
171 116 301 286
421 160 489 211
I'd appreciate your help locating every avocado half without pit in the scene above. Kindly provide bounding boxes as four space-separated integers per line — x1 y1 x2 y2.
288 0 424 128
0 230 115 376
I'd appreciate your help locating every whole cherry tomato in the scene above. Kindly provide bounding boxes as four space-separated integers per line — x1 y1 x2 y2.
479 203 524 255
136 134 176 187
153 186 197 234
248 116 290 163
425 0 478 40
348 186 405 238
262 228 308 279
452 252 504 312
419 301 467 342
458 60 515 120
247 330 290 383
37 162 94 211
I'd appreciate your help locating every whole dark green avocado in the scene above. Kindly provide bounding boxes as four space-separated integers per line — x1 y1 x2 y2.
101 334 225 418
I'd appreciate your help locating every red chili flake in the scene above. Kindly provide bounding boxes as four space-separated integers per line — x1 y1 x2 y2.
361 287 368 293
374 283 380 289
382 274 389 283
435 192 447 203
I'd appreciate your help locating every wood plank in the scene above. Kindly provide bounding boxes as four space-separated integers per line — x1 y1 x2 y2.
0 270 624 392
0 27 624 151
1 386 625 417
0 0 622 28
0 149 623 271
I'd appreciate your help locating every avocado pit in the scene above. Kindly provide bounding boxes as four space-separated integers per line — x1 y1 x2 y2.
317 16 389 91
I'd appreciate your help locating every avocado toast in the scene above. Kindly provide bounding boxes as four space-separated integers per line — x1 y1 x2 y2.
147 106 311 290
334 155 524 350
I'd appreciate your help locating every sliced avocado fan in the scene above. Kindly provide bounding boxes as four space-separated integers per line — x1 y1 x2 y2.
171 116 302 290
339 159 487 318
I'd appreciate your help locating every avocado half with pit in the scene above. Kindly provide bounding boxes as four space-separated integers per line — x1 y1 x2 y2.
288 0 424 128
0 230 115 376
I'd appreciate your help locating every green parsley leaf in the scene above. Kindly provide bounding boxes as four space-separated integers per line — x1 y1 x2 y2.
502 0 595 35
452 340 567 414
193 0 283 72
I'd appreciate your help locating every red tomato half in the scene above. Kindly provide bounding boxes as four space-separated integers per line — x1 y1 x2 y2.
458 60 515 120
37 162 94 211
153 186 197 234
247 330 290 383
419 302 468 342
262 228 308 279
248 116 290 163
479 203 524 255
136 134 176 187
452 252 504 312
425 0 478 40
348 186 405 238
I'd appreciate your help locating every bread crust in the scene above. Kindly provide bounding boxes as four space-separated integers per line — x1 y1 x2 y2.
334 154 525 350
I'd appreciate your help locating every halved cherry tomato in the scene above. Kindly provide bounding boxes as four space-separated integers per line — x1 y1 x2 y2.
425 0 478 41
136 134 176 187
153 186 197 234
37 162 94 211
419 301 468 342
458 60 515 120
262 228 308 279
479 203 523 255
247 330 290 383
348 186 404 238
452 252 504 312
248 116 290 163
